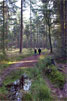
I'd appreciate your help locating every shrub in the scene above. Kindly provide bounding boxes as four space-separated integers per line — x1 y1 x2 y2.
46 65 65 89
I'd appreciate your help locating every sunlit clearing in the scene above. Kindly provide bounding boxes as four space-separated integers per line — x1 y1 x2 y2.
42 48 49 53
39 55 45 60
7 48 33 58
18 67 29 69
18 60 38 63
8 61 17 64
8 60 38 65
0 61 17 65
39 54 48 60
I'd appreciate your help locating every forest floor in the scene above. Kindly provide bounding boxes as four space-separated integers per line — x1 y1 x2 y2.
0 55 39 85
0 52 67 100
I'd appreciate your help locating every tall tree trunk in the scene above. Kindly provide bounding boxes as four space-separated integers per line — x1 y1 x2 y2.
49 25 53 53
2 0 5 54
48 9 53 53
64 0 67 57
59 0 67 57
30 0 32 48
45 24 48 48
20 0 23 53
6 20 8 50
60 0 65 56
27 36 29 48
37 25 39 48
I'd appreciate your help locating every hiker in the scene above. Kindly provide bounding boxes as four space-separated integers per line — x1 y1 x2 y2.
34 48 37 55
38 48 41 55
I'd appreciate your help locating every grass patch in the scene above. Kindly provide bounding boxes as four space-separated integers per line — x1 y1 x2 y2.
0 64 52 100
45 65 65 89
0 48 34 75
30 77 51 101
0 48 49 75
6 48 34 61
0 48 34 61
0 63 9 74
0 50 65 100
38 56 65 89
22 93 32 101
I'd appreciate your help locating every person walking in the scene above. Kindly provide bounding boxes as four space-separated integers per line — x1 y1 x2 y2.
34 48 37 55
38 48 41 55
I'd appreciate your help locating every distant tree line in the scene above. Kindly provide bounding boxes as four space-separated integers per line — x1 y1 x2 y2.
0 0 66 58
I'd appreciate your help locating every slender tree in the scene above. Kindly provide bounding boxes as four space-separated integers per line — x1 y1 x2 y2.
42 1 53 53
19 0 23 53
2 0 5 54
30 0 32 48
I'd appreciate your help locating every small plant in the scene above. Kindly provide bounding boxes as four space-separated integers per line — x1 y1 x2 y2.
31 77 51 101
22 93 32 101
38 85 50 100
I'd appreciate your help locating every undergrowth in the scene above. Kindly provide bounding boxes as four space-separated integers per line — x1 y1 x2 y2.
0 53 66 100
38 56 65 89
0 64 52 100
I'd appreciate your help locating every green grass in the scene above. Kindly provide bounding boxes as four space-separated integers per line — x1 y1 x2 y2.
0 48 49 75
0 64 10 74
45 65 65 89
0 48 34 61
0 48 34 75
0 60 52 100
30 77 51 101
38 56 65 89
7 48 34 61
0 49 65 100
0 67 52 100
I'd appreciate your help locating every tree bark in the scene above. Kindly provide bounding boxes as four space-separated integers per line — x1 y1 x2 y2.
30 0 32 48
2 0 5 54
65 0 67 57
49 26 53 53
60 0 66 57
19 0 23 53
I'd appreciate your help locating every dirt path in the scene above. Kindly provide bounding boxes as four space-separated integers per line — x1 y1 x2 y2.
56 63 67 98
44 62 67 99
44 76 65 100
45 62 67 99
0 55 39 86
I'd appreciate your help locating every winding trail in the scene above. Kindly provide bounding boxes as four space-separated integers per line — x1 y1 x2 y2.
0 55 39 86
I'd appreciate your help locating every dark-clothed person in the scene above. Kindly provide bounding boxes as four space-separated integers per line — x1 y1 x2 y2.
38 48 41 55
34 48 37 55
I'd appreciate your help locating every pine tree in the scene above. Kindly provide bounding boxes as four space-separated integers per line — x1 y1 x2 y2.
19 0 23 53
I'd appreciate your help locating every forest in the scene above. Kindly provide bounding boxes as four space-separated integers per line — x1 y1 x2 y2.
0 0 67 100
